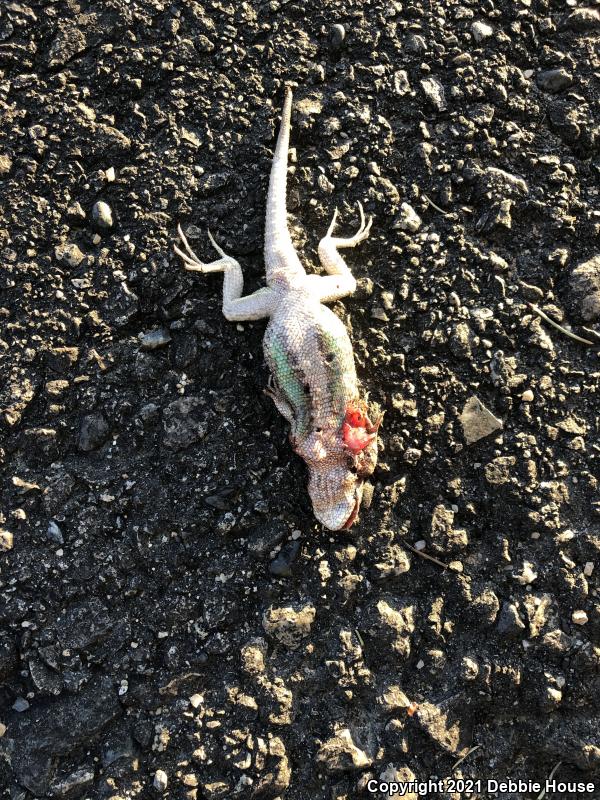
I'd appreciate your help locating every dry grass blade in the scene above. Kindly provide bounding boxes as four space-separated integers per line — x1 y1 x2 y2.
536 761 562 800
423 193 451 216
528 303 595 346
401 540 449 570
451 744 481 771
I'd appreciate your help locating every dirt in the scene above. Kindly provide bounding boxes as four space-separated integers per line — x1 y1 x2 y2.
1 1 599 799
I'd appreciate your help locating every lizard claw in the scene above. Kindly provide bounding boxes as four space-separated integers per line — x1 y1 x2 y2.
322 202 373 249
174 224 235 273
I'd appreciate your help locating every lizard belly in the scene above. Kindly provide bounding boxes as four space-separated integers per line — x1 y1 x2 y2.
263 296 358 444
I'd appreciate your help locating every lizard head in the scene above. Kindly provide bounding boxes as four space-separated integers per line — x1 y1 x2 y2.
295 401 381 530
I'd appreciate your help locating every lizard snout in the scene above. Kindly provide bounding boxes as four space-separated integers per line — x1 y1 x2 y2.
308 467 364 531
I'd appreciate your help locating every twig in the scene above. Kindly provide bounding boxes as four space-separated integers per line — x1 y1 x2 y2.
452 744 481 771
423 193 451 216
401 541 449 570
528 302 595 346
536 761 562 800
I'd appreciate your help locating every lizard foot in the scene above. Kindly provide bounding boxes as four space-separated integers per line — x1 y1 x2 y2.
174 225 236 273
324 202 373 249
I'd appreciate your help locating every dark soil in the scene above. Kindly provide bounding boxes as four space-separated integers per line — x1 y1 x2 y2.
1 1 599 799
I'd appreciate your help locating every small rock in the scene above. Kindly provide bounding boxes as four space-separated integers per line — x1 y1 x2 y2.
0 722 6 737
12 697 29 712
0 154 13 176
329 23 345 49
66 202 86 222
521 389 534 403
420 77 447 111
0 529 13 551
393 70 411 95
405 34 426 54
484 456 516 485
47 520 64 545
430 504 468 553
378 766 418 800
50 768 94 798
570 255 600 322
393 202 422 233
91 200 113 229
459 396 503 445
497 601 526 636
140 329 172 350
55 243 85 268
563 7 600 32
571 610 588 626
262 603 315 649
162 397 208 451
537 68 573 93
316 728 372 773
153 769 168 792
513 561 538 585
78 413 110 452
269 540 301 577
413 702 463 753
471 20 493 42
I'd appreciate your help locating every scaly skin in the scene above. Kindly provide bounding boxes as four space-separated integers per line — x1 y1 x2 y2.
174 86 380 530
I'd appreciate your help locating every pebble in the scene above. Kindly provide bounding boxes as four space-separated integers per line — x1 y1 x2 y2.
420 77 447 112
140 328 172 350
92 200 113 229
583 562 594 577
316 728 372 772
0 722 6 737
536 68 573 93
262 603 315 649
393 69 411 95
394 202 422 233
269 540 301 577
189 693 203 709
471 21 493 42
571 610 588 626
153 769 168 792
329 24 345 50
55 243 85 268
0 529 13 551
0 154 12 176
521 389 534 403
459 396 503 445
12 697 30 712
569 255 600 322
47 520 64 545
78 412 110 452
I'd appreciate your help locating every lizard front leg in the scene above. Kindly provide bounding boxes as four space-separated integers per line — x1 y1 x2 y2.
309 202 373 303
175 225 278 321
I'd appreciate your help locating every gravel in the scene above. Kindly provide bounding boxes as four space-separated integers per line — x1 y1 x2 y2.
0 0 599 797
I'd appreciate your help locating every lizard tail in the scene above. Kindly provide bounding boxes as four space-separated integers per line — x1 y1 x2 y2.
264 85 304 284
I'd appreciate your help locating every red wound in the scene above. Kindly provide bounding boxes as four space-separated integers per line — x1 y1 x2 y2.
342 404 379 453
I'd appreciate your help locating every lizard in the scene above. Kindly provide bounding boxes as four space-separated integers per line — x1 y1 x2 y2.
174 85 381 530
